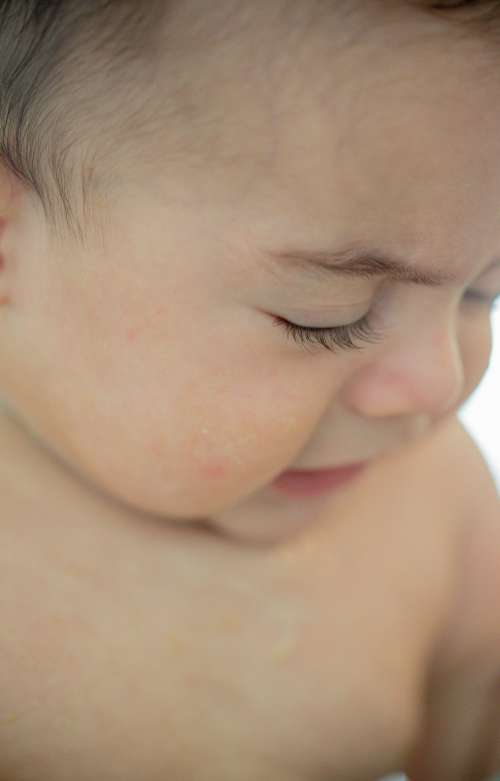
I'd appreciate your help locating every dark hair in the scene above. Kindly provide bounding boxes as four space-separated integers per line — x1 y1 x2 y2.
1 0 500 246
0 0 173 245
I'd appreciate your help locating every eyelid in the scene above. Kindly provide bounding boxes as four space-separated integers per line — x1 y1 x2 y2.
282 299 373 318
270 284 500 356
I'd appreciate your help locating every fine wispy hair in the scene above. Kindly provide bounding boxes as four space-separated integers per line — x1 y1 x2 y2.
1 0 500 246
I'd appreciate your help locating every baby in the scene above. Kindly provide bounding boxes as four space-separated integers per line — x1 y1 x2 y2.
0 0 499 778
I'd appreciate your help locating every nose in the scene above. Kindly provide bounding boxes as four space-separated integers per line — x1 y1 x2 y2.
341 323 465 419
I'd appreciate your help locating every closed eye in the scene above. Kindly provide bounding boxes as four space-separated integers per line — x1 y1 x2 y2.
272 289 499 355
271 313 385 354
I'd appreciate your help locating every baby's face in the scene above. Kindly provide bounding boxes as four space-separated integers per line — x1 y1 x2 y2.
1 3 500 544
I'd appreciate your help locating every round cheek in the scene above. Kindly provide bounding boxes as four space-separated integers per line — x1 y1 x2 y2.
185 423 268 488
198 462 229 480
181 401 315 495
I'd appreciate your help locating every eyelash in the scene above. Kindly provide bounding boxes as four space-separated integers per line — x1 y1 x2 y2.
272 312 384 354
273 290 500 355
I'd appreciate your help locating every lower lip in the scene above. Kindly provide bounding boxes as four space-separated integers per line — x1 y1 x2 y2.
271 463 367 498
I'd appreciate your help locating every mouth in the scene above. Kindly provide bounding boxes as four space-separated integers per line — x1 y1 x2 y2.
270 461 368 499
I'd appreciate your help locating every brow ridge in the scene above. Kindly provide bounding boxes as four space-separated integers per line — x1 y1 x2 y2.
268 245 455 286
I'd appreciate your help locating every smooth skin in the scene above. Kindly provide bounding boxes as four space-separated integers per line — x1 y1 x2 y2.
0 403 498 781
0 1 499 778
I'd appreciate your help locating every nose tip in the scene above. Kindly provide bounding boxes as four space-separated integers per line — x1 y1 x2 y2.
342 339 465 419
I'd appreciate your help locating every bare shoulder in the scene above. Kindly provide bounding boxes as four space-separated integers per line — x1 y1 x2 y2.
403 427 500 778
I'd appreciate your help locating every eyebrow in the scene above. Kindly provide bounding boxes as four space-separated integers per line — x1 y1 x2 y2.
265 244 464 287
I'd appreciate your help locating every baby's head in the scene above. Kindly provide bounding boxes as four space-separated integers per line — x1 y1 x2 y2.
0 0 499 544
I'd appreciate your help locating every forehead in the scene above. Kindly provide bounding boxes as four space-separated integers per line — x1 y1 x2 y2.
151 5 500 278
283 37 500 276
